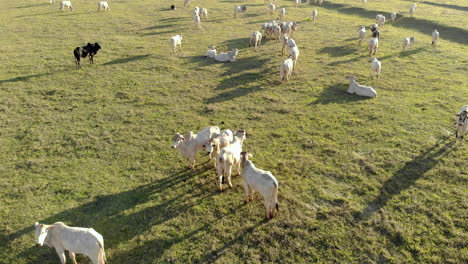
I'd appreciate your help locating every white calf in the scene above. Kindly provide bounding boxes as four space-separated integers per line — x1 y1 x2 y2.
347 77 377 98
358 26 366 45
280 56 294 82
311 9 318 21
370 57 381 80
34 222 107 264
402 37 415 51
432 29 439 47
200 8 208 20
205 129 234 167
214 48 239 62
169 34 183 55
249 31 262 51
205 45 217 58
59 1 74 11
240 152 279 219
368 37 378 55
97 1 110 12
391 12 397 22
172 126 220 169
217 130 246 190
268 3 275 15
456 105 468 139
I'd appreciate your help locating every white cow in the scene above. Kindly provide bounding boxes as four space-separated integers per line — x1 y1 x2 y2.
456 105 468 139
240 152 279 219
311 9 318 21
205 129 234 168
193 13 201 29
234 5 247 17
432 29 439 47
50 0 56 3
368 37 378 55
281 34 289 55
97 1 110 12
390 12 397 22
370 57 381 80
295 0 301 7
288 40 299 67
59 1 74 11
172 126 220 169
205 45 217 58
249 31 262 51
347 76 377 98
279 8 285 20
268 3 275 15
214 48 239 62
376 14 385 26
280 56 294 82
200 8 208 20
217 130 246 190
410 6 415 16
358 26 366 45
402 37 415 51
169 35 183 55
34 222 107 264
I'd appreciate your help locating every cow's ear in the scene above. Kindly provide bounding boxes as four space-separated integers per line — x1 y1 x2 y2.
34 222 39 228
87 43 91 45
95 42 98 45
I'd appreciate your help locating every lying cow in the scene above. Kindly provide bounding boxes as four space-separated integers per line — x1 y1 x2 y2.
34 222 108 264
73 42 101 69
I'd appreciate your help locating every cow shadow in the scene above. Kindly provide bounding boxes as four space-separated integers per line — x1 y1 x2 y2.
8 166 219 263
0 73 53 84
143 24 177 31
102 55 150 66
219 37 249 50
358 136 458 220
15 3 49 9
322 2 468 45
309 83 374 105
206 84 262 104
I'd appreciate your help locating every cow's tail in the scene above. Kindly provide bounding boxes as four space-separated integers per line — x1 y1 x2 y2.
97 239 108 264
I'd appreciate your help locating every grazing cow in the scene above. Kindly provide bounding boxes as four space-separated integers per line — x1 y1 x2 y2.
240 152 279 219
34 222 107 264
217 130 246 190
73 42 101 69
59 1 74 11
169 35 183 55
234 5 247 17
172 126 220 169
280 56 294 82
97 1 110 12
456 105 468 139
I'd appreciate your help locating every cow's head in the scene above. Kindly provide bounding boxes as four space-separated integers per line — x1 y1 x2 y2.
34 222 55 247
235 129 246 141
205 137 219 155
94 42 101 51
457 111 468 126
171 133 184 149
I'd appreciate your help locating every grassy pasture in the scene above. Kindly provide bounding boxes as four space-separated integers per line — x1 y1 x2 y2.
0 0 467 263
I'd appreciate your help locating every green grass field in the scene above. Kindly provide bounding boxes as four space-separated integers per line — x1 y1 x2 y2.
0 0 467 263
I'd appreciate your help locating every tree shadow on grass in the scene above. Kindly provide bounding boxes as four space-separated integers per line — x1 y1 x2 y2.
8 165 220 263
358 136 458 220
102 55 150 66
420 1 468 12
322 2 468 45
318 44 359 57
309 83 374 105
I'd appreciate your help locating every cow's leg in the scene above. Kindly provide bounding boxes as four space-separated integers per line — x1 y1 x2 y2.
68 251 77 264
227 166 233 188
264 198 271 219
249 188 254 202
55 248 66 264
243 182 250 203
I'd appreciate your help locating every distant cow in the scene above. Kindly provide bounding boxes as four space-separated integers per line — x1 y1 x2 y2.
59 1 74 11
73 42 101 69
171 4 176 10
34 222 107 264
97 1 110 12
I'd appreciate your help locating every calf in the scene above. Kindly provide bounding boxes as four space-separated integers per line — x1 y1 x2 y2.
34 222 107 264
240 152 279 219
73 42 101 69
172 126 220 169
59 1 74 11
217 130 246 190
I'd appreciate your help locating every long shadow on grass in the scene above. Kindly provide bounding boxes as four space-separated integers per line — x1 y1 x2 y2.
0 73 53 84
318 44 359 57
322 2 468 45
310 83 373 105
207 84 262 104
419 1 468 12
327 47 426 66
15 3 48 9
102 55 150 66
359 136 457 220
7 165 219 263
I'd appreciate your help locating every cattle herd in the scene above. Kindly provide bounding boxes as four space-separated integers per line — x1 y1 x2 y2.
28 0 467 263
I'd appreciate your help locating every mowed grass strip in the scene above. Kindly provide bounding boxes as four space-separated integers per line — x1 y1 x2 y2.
0 0 467 263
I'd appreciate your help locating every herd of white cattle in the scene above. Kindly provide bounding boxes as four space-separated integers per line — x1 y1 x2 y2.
31 1 466 263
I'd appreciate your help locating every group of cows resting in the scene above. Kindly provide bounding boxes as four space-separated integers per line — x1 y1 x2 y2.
32 0 468 263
